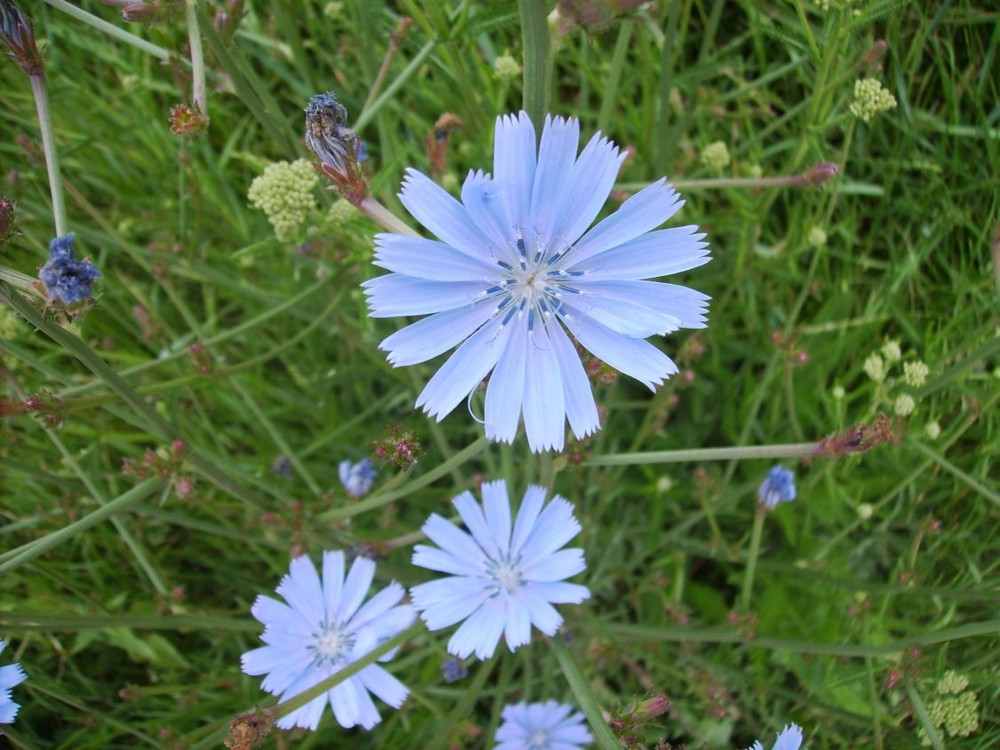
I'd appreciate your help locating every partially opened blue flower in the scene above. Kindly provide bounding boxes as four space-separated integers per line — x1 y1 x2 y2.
241 551 415 731
338 458 377 497
746 723 804 750
495 700 593 750
38 234 101 305
757 466 797 510
364 112 710 452
410 479 590 660
0 640 27 725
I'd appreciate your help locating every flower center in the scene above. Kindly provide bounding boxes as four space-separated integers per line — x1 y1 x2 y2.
311 623 354 666
529 729 549 748
488 557 523 594
485 233 586 329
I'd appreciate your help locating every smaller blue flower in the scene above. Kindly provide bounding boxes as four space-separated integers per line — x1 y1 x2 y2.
746 723 804 750
38 234 101 305
410 480 590 660
495 700 593 750
339 458 377 497
441 658 467 684
757 465 796 509
0 640 27 725
241 552 415 731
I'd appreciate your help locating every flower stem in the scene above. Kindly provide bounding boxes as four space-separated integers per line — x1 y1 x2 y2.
518 0 550 135
586 441 819 467
185 0 208 113
0 477 164 573
552 639 620 750
739 504 767 611
29 74 67 236
41 0 171 60
356 195 420 237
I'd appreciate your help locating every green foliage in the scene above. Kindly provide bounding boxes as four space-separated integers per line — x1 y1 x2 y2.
1 1 997 748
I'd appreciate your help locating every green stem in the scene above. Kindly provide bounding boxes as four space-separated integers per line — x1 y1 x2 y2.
354 40 436 133
268 621 423 721
0 478 164 573
587 441 819 467
0 612 259 631
740 505 767 610
42 0 172 60
905 678 945 750
518 0 550 132
357 196 420 236
552 639 619 750
29 75 67 237
185 0 207 113
597 22 633 135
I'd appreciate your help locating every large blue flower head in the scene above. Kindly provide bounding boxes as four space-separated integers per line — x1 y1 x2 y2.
241 552 415 731
0 639 27 725
495 700 593 750
410 479 590 660
38 234 101 305
364 112 711 452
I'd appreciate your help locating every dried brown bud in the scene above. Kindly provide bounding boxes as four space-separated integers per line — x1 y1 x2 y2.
224 708 274 750
169 103 210 138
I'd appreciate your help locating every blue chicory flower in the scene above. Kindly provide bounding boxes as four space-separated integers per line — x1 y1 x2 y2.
495 700 593 750
364 112 710 452
440 658 467 684
0 640 27 725
757 466 797 509
241 551 415 731
410 479 590 660
746 723 804 750
38 234 101 305
338 458 377 497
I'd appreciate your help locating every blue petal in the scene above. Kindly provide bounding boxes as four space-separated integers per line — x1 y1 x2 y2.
415 318 511 421
502 591 533 650
412 545 481 576
461 169 514 252
522 548 586 582
518 589 564 636
420 510 482 563
529 116 580 249
277 555 324 626
481 480 513 554
454 490 502 559
555 130 626 246
493 112 537 230
378 302 498 366
485 318 527 443
363 274 486 317
373 233 497 280
522 322 567 452
567 226 710 280
773 724 804 750
547 320 600 439
526 581 591 604
321 551 345 625
509 486 547 558
348 582 405 631
448 596 506 659
560 313 678 389
560 293 681 338
519 497 582 567
411 577 493 629
574 279 710 329
337 556 376 622
357 663 408 708
398 169 496 259
329 676 363 728
568 180 684 267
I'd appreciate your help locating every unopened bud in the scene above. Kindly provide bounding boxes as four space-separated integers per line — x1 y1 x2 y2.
304 91 368 203
169 103 210 138
801 161 839 186
0 0 43 77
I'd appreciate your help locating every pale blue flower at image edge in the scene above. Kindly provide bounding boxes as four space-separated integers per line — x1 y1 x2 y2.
495 700 593 750
241 551 415 731
0 640 28 725
410 479 590 660
747 723 804 750
364 112 711 452
758 465 797 509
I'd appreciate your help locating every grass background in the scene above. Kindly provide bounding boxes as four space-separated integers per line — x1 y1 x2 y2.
1 0 997 748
